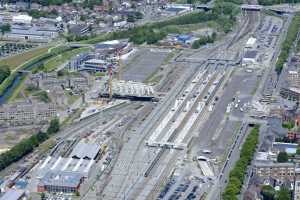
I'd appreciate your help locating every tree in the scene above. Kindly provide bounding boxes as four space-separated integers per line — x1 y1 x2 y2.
277 152 288 163
127 15 136 23
40 192 46 200
47 118 60 135
75 191 80 196
276 187 291 200
282 121 295 130
261 185 275 200
0 23 11 35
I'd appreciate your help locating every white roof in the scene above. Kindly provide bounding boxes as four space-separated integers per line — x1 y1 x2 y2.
12 15 32 23
256 152 268 161
102 40 120 45
288 70 298 74
289 87 300 94
85 59 106 64
246 37 256 46
56 16 62 22
70 140 101 159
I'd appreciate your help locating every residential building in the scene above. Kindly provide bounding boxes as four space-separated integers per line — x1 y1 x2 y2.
280 69 300 102
0 101 57 127
295 167 300 200
253 161 295 182
287 70 300 88
68 24 90 36
272 142 298 154
280 87 300 102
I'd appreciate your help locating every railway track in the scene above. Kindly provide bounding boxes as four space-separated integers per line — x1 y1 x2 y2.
131 9 262 200
100 62 202 200
101 3 262 199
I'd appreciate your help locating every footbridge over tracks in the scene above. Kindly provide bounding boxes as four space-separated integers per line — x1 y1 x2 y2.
241 3 295 13
67 43 95 49
195 4 213 11
196 3 295 14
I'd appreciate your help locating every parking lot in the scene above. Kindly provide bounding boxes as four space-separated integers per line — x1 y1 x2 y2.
122 48 170 82
0 42 36 58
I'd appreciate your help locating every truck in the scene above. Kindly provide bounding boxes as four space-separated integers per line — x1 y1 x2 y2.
183 101 191 112
196 102 205 113
208 105 213 112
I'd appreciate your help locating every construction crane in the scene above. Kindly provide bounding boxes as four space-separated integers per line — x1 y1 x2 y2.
117 49 122 80
108 65 113 100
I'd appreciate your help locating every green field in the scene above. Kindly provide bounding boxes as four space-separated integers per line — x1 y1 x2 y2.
0 46 51 70
43 47 91 72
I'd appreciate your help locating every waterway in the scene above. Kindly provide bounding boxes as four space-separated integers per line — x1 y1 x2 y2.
0 47 74 104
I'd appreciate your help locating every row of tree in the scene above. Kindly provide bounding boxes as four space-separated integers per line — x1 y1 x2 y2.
26 9 58 19
31 0 73 6
222 125 260 200
275 12 300 74
129 28 167 45
77 4 239 44
0 118 60 171
192 32 217 49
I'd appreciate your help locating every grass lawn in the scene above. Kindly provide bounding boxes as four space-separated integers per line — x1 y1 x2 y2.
7 75 27 103
43 47 90 72
65 91 80 105
0 46 51 70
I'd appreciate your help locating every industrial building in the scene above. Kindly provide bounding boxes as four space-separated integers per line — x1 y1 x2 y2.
68 53 93 71
0 101 57 127
37 171 83 193
67 40 131 73
36 140 101 193
3 24 59 43
242 50 258 66
99 80 156 101
38 156 95 178
68 55 110 73
165 4 192 14
12 14 32 24
0 189 25 200
82 59 109 72
95 40 132 55
70 140 101 160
